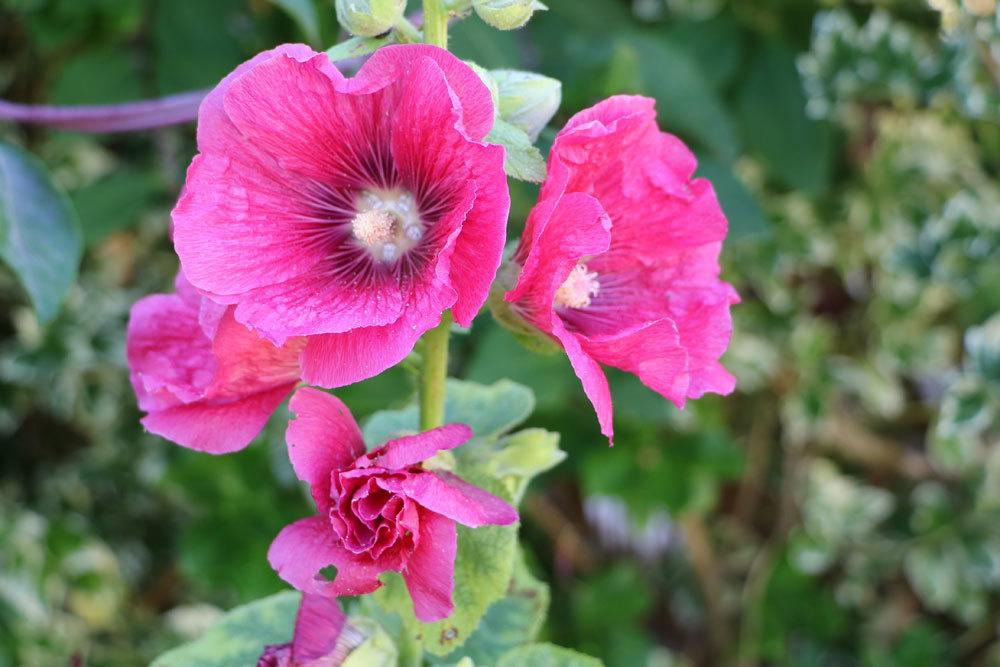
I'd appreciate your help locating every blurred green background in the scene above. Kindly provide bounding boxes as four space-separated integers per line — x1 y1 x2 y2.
2 0 1000 665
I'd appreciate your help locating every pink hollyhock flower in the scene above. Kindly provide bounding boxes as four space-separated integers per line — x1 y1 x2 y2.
268 388 518 622
127 272 303 454
504 95 739 443
258 594 361 667
172 43 508 388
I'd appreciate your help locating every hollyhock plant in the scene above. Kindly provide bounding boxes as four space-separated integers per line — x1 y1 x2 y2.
126 272 303 453
172 43 509 389
268 387 518 622
504 95 739 443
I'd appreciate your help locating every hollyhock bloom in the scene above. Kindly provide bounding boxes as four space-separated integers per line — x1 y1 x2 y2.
258 594 362 667
504 95 739 443
127 272 303 454
172 43 508 389
268 388 517 622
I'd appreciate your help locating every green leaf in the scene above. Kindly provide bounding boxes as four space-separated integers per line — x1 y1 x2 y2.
269 0 321 45
150 591 299 667
326 34 396 63
0 141 82 323
433 551 549 665
497 643 604 667
342 617 399 667
490 428 565 503
363 379 535 449
486 119 547 183
371 514 518 657
71 168 156 246
736 41 833 194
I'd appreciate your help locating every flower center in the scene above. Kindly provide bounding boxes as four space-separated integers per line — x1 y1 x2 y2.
351 188 424 263
554 263 600 309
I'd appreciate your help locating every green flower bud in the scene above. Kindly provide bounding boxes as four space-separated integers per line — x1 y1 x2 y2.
335 0 406 38
491 69 561 141
473 0 546 31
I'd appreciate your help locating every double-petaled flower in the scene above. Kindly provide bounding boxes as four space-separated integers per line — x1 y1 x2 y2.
268 388 517 622
172 43 508 388
504 96 739 443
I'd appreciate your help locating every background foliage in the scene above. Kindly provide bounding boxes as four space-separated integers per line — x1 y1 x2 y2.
1 0 999 665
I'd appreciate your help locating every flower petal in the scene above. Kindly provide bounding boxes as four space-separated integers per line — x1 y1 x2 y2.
401 470 518 528
291 594 347 662
268 516 383 597
365 424 473 469
402 509 457 622
551 318 615 443
141 383 293 454
286 388 366 511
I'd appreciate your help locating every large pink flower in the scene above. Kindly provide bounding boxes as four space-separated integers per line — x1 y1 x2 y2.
172 44 509 388
268 388 517 622
126 272 303 454
505 96 739 443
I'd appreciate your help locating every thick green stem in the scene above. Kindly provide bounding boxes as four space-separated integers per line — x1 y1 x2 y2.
422 0 449 49
420 310 452 430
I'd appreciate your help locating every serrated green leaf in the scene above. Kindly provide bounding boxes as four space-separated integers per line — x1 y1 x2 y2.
371 512 518 657
497 643 604 667
363 379 535 449
0 141 82 323
486 119 547 183
269 0 321 45
150 591 299 667
432 551 549 665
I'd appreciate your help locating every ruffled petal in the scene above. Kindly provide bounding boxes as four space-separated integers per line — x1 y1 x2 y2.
401 470 518 528
365 424 473 469
402 509 457 622
268 516 383 597
286 388 366 512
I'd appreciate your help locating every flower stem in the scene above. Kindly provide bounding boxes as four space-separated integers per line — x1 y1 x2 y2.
393 16 423 43
422 0 449 49
419 310 452 430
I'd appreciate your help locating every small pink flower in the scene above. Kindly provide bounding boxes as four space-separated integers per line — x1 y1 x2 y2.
172 44 509 388
505 96 739 443
268 387 517 622
258 594 356 667
126 272 303 454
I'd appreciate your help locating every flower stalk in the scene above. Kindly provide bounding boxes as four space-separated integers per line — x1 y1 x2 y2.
423 0 449 48
420 310 452 430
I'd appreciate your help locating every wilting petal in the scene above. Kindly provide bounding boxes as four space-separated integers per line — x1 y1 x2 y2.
292 594 347 662
550 319 615 443
401 470 518 528
286 388 366 511
402 509 457 622
364 424 473 469
268 516 382 597
141 383 293 454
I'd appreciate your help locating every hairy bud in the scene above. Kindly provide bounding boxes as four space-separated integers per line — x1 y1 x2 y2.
473 0 546 30
335 0 407 37
492 69 561 140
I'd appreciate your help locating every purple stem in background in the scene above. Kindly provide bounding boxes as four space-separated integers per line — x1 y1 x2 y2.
0 89 208 133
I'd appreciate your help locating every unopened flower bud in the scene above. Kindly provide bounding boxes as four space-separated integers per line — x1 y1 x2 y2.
335 0 406 38
473 0 546 30
491 69 561 140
